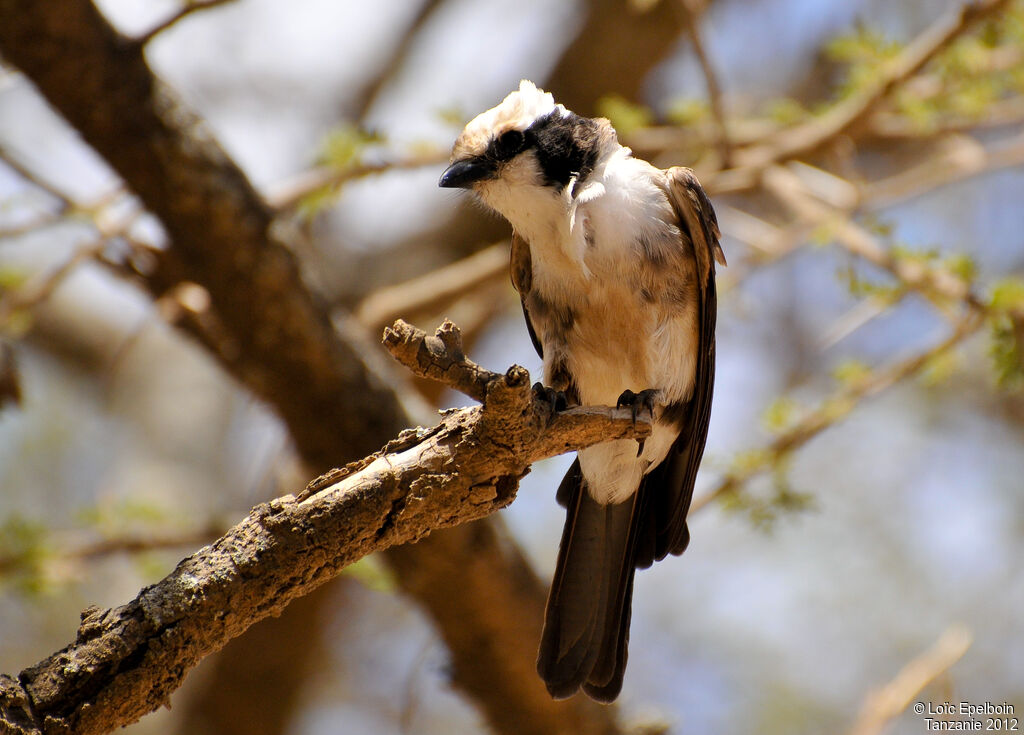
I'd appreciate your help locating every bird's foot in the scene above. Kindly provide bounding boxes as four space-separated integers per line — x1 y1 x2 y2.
616 388 659 457
533 382 569 415
616 388 659 422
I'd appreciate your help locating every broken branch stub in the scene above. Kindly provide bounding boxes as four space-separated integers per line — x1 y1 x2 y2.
0 320 649 735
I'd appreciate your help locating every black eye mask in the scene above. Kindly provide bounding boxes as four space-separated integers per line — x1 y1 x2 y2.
491 129 526 161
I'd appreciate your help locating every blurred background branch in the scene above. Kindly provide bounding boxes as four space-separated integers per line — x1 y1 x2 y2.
1 0 1022 733
847 625 973 735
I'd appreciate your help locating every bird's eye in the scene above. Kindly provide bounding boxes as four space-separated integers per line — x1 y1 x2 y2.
493 129 525 160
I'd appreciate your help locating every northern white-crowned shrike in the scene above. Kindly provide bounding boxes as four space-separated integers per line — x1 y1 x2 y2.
440 80 726 703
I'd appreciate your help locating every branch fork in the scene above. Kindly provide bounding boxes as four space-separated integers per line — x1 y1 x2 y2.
0 319 649 735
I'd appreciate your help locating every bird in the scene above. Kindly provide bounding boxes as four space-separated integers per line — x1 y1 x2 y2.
439 80 726 703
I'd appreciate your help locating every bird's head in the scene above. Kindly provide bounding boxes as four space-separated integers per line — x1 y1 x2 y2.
439 81 618 226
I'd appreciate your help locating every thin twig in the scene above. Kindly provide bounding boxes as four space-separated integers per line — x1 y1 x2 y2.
0 241 106 323
863 130 1024 208
626 90 1024 166
818 293 906 350
718 131 1024 298
354 243 510 331
0 144 129 234
0 526 224 579
763 164 981 309
352 0 445 120
267 150 448 212
707 0 1012 193
0 214 64 241
0 142 73 207
847 625 973 735
691 314 983 513
135 0 237 46
869 96 1024 140
680 0 732 166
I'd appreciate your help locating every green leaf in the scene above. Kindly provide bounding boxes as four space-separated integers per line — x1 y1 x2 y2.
832 359 872 388
319 124 383 171
596 95 654 136
2 309 33 339
761 396 800 435
949 77 1000 117
890 243 940 265
919 350 961 387
824 26 901 66
75 497 177 537
665 98 709 127
296 185 336 221
341 553 396 593
810 218 840 246
893 91 938 133
835 263 902 300
824 25 903 99
435 106 468 128
0 515 52 596
0 265 28 291
861 215 894 238
730 448 773 475
764 97 809 125
989 277 1024 312
718 453 815 532
943 253 977 284
989 315 1024 391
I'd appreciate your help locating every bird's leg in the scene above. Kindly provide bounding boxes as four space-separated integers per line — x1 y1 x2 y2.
616 389 659 456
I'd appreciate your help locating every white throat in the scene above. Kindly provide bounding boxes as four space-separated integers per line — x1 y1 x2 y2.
476 146 627 278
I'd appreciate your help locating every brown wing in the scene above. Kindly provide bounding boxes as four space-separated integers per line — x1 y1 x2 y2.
510 231 543 358
638 166 726 565
537 170 724 701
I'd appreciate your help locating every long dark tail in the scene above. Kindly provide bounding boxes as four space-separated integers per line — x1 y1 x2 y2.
537 460 641 703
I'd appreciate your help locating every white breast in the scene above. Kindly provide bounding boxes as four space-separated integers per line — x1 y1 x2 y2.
487 148 698 505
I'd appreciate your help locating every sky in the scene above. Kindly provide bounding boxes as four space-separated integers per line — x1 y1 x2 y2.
2 0 1023 733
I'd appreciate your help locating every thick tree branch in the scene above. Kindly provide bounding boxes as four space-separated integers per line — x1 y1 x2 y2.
0 0 405 464
0 7 622 734
0 321 649 735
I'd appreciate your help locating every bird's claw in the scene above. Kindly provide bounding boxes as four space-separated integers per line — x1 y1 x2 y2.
616 388 659 457
616 388 658 422
533 382 568 415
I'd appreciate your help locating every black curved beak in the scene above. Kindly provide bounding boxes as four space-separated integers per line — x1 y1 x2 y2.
439 158 495 189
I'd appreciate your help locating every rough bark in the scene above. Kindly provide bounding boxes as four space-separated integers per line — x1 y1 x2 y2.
0 0 401 463
0 4 626 734
0 321 651 735
175 584 334 735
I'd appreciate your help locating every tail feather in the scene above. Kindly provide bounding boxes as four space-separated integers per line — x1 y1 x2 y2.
537 460 640 702
582 569 634 702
